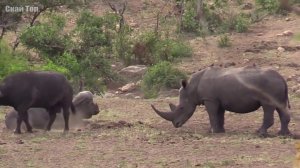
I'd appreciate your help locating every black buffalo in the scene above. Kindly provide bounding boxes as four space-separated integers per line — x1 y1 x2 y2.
152 66 291 136
5 91 99 130
0 71 75 133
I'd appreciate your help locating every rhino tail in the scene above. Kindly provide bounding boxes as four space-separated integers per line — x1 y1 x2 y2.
284 79 291 109
71 103 76 114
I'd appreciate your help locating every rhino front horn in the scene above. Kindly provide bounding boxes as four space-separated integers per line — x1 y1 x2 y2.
151 104 176 121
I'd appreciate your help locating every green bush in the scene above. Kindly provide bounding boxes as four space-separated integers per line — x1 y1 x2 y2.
20 14 67 57
0 41 30 80
234 15 249 33
255 0 280 13
182 1 199 33
133 31 192 65
218 34 231 47
142 61 187 98
155 39 193 62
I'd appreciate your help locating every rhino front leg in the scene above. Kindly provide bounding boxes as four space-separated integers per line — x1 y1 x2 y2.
204 101 225 133
257 104 275 137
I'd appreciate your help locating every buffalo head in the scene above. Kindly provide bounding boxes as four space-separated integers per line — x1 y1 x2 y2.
151 80 197 128
73 91 100 119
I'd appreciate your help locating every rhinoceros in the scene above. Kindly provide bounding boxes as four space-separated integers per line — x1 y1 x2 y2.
0 71 75 134
151 66 291 136
5 91 99 130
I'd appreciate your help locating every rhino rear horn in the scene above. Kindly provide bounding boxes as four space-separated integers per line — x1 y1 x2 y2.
169 103 177 112
151 104 176 121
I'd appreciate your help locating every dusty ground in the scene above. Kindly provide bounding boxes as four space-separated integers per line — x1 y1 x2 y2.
1 0 300 167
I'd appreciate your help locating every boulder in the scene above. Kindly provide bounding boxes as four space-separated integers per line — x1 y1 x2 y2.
119 65 147 81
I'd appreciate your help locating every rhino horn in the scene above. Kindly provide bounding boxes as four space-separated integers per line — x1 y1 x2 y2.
169 103 177 112
151 104 177 121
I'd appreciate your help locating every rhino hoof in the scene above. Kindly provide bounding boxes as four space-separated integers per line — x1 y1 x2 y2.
14 130 21 134
278 130 292 136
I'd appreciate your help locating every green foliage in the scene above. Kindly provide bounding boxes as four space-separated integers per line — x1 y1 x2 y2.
113 26 134 66
133 31 192 65
0 41 30 80
218 34 231 48
155 39 193 62
255 0 280 13
37 59 70 77
75 11 119 52
142 61 187 98
20 14 67 56
182 1 199 33
234 14 249 33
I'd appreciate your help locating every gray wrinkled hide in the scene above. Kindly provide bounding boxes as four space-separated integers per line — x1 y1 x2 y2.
5 91 99 130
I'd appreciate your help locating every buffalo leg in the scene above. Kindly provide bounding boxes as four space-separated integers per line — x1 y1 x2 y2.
276 107 291 136
22 111 33 133
46 108 58 131
14 111 23 134
204 101 225 133
257 105 275 136
62 106 70 132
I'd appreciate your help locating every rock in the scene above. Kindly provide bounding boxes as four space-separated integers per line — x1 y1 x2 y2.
241 3 253 10
103 92 116 98
257 33 263 36
243 59 250 63
118 82 137 92
277 47 285 52
283 30 293 36
119 65 147 81
285 17 291 21
295 90 300 97
134 96 141 99
287 75 295 82
276 33 284 37
291 84 300 92
16 139 24 144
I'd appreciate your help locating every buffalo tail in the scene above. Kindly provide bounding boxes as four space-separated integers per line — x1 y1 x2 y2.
71 103 76 114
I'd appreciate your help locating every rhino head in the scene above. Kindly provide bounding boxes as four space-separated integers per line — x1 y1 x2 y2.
151 80 197 128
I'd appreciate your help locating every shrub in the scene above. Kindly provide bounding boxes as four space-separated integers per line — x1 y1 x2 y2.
255 0 280 13
20 14 67 57
0 41 30 80
142 61 187 98
133 31 192 65
154 39 193 62
218 34 231 47
234 15 249 33
182 1 199 33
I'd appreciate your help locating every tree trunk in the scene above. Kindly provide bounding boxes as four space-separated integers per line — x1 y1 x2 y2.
0 28 5 40
179 0 185 32
196 0 204 23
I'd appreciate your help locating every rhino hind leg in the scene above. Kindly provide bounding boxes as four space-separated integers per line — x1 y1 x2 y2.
205 101 225 133
257 105 275 137
276 107 291 136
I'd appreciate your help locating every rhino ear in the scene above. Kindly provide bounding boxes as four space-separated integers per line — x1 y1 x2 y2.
181 79 188 88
